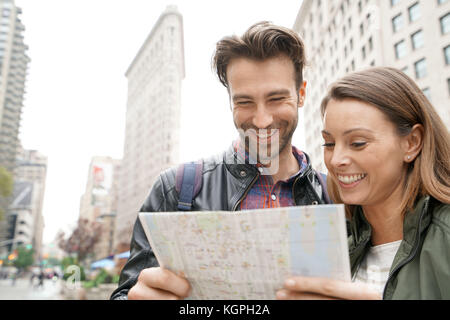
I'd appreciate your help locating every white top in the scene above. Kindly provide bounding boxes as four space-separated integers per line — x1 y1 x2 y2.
353 240 402 295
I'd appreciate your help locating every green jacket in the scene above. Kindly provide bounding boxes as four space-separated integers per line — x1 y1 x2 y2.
348 196 450 300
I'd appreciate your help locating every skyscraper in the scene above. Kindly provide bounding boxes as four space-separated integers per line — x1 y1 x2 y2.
114 5 185 251
0 0 29 173
293 0 450 172
0 0 29 251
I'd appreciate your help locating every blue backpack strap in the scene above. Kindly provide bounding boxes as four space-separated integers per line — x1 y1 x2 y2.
175 161 203 211
315 170 332 204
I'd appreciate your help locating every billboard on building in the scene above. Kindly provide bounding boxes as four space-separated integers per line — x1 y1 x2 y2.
91 162 113 208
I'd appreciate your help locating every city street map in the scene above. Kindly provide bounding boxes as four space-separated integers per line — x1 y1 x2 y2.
139 204 351 299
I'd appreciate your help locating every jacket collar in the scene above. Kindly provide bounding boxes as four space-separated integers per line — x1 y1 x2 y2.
349 195 433 273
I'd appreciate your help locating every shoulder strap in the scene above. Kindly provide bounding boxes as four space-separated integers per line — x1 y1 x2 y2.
175 161 203 211
315 170 332 204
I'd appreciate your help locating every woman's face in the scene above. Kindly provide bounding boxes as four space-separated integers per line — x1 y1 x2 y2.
322 98 409 207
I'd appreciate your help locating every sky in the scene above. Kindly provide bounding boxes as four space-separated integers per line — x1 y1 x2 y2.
14 0 305 244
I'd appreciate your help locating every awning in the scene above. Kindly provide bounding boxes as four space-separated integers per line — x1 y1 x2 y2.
90 258 115 270
115 251 130 259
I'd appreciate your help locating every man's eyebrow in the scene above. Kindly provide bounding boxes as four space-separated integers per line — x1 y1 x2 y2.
321 128 374 135
232 94 253 101
232 89 291 101
266 89 290 98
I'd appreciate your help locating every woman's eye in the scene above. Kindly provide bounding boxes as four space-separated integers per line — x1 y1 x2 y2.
322 143 335 148
351 142 367 148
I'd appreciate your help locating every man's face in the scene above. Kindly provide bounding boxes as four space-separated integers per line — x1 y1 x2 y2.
227 55 305 164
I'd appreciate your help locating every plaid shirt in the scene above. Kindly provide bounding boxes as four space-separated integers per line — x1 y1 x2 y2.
233 140 309 210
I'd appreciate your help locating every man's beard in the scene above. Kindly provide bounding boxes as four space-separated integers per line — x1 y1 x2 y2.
235 115 298 165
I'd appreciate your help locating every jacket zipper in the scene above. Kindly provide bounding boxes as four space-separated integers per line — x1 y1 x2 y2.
351 236 371 281
381 197 429 299
232 172 260 211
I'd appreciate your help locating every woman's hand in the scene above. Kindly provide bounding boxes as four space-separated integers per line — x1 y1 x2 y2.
276 276 382 300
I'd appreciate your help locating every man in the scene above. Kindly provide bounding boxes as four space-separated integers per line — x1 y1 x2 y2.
111 21 329 300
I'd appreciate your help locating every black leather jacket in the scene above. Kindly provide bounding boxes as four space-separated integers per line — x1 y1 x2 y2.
110 145 329 300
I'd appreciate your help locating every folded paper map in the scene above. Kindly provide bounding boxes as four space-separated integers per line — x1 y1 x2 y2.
139 204 351 300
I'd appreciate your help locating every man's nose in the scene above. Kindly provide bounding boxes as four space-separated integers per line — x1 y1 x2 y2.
252 104 273 129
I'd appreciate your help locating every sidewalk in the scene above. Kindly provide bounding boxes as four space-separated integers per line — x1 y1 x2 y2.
0 278 63 300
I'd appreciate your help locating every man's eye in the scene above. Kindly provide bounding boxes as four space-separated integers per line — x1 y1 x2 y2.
270 97 284 102
237 101 251 106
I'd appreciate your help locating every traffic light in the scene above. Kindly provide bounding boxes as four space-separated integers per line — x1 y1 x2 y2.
0 260 3 266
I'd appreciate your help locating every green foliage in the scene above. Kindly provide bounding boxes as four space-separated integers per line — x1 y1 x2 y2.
0 166 13 221
61 256 86 281
112 274 120 284
0 166 13 198
82 280 96 289
13 246 34 269
82 268 117 288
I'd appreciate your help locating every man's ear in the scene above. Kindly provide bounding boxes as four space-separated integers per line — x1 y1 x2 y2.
403 124 424 163
298 81 307 108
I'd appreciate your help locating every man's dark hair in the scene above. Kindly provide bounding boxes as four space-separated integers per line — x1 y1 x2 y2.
212 21 307 91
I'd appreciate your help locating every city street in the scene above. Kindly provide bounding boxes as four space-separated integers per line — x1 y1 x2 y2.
0 278 63 300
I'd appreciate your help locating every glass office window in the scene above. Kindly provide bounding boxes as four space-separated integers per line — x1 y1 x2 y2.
411 30 424 49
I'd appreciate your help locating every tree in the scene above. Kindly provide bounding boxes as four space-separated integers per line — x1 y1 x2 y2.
13 246 34 269
0 166 13 220
57 218 102 263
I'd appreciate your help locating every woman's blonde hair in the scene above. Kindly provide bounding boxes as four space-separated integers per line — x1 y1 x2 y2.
320 67 450 216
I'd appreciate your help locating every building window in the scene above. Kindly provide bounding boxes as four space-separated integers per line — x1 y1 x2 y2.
438 0 448 4
391 0 400 6
448 78 450 95
362 45 367 59
422 88 431 100
368 37 373 51
350 38 354 50
411 30 424 50
414 58 427 79
408 3 421 23
445 45 450 65
395 40 407 59
392 14 404 32
401 66 409 76
441 13 450 34
360 23 364 37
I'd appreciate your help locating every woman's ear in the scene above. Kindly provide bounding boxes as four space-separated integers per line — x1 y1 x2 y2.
403 124 424 163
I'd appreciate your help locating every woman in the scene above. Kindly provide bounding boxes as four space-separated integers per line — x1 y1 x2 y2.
277 67 450 300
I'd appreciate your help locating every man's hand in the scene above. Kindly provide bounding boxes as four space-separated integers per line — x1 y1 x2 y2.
276 276 381 300
128 267 191 300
